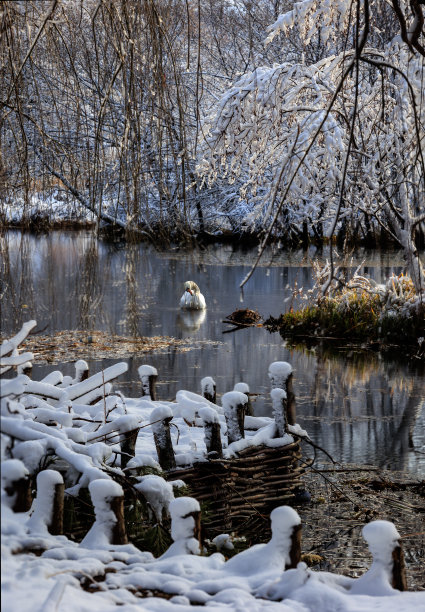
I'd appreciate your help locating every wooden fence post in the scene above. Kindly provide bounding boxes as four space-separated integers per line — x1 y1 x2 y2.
27 470 64 535
199 406 222 458
391 543 407 591
234 382 253 416
271 388 287 437
288 523 302 569
50 481 65 535
268 362 296 425
285 373 297 426
167 497 202 556
74 359 89 383
359 520 407 593
201 376 216 404
151 406 176 471
110 495 128 545
120 428 140 469
82 479 128 546
138 365 158 400
270 506 302 570
222 391 248 444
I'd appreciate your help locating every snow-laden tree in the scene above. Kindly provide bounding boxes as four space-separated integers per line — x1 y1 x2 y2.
200 0 425 292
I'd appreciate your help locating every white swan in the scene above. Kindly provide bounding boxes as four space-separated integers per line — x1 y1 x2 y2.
180 281 206 310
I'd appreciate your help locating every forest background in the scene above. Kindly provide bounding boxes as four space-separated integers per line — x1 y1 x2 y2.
1 0 424 292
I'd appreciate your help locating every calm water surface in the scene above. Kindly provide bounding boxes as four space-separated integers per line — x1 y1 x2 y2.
2 231 424 476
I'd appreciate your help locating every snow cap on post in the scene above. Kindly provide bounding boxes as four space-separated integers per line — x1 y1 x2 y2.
350 520 407 594
270 506 302 568
234 382 253 416
362 520 401 561
170 496 201 540
74 359 89 383
268 361 293 389
138 364 158 400
1 458 32 512
135 474 175 523
160 496 201 558
201 376 216 404
81 478 127 547
27 470 64 535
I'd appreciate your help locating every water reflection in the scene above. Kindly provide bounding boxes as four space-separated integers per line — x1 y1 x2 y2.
177 310 207 334
1 230 424 475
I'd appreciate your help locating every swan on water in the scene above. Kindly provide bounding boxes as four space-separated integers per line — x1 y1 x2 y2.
180 281 206 310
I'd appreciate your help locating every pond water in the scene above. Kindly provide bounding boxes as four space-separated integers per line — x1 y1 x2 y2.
2 230 424 476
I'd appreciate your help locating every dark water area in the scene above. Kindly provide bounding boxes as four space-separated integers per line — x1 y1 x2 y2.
2 230 424 476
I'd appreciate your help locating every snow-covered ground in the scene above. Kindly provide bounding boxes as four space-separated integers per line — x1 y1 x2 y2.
2 322 424 611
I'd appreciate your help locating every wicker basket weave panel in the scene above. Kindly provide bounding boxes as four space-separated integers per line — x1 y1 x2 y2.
167 440 303 538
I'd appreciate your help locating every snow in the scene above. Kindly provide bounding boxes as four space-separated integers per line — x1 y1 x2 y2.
212 534 234 552
1 458 29 486
268 361 293 388
349 521 402 596
135 475 175 522
150 404 173 428
65 363 128 401
222 391 248 442
86 414 141 442
27 470 64 534
80 479 124 548
224 506 300 580
160 497 201 559
233 382 249 394
11 440 48 473
0 321 37 357
199 405 220 424
201 376 216 396
0 375 30 398
174 389 221 423
2 328 425 611
40 371 64 386
138 364 158 378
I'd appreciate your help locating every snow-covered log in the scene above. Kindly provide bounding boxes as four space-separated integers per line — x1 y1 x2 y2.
0 321 37 358
65 363 128 401
1 352 35 376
